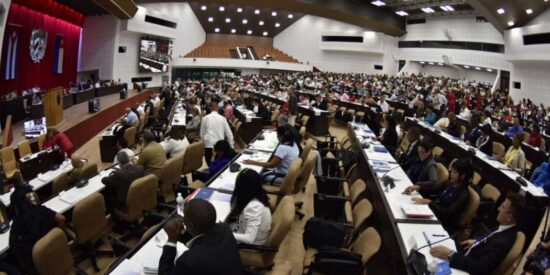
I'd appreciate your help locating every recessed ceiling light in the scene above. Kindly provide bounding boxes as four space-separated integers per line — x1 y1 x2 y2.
396 11 409 16
429 62 434 65
214 28 220 33
497 8 505 14
201 5 207 11
271 11 277 16
225 18 231 23
242 19 248 24
247 30 252 35
231 29 236 33
508 21 515 26
475 67 481 70
464 65 470 69
208 17 213 22
254 9 260 14
219 6 225 12
487 68 493 72
275 23 280 27
440 5 454 11
438 63 444 66
259 21 264 26
526 9 533 14
421 7 435 13
371 1 385 6
263 31 268 36
237 7 242 13
288 14 294 19
420 61 425 64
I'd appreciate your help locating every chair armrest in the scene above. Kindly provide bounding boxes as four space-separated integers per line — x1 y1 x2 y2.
265 190 286 197
238 243 279 252
261 171 286 185
314 193 350 202
315 176 347 183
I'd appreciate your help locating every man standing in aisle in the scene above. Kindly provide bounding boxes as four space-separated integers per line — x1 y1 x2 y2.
288 88 298 126
200 101 234 166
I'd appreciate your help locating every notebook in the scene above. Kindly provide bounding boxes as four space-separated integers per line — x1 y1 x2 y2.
373 146 388 153
401 202 434 218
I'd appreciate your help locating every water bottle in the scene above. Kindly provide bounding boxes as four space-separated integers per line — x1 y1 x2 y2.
176 193 184 215
352 114 356 124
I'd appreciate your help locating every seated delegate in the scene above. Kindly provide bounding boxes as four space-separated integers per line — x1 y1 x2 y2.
404 139 439 193
502 133 526 174
229 169 272 245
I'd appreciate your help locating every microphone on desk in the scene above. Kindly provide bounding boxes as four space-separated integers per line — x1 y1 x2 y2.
516 176 528 187
414 232 459 252
407 233 458 275
380 165 401 192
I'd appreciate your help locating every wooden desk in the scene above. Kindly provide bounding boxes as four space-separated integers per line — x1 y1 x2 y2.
233 106 264 144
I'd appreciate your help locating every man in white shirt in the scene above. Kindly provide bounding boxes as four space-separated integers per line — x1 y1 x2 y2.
200 101 234 165
459 104 472 120
378 95 389 113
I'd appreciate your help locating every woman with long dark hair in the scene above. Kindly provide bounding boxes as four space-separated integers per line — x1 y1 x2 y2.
230 169 272 245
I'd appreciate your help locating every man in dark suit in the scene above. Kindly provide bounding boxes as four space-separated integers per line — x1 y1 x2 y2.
430 192 525 275
312 94 328 111
101 151 144 214
475 124 493 156
159 199 242 275
398 127 421 171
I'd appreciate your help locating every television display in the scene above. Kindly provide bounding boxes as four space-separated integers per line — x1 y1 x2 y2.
139 37 173 73
24 117 47 138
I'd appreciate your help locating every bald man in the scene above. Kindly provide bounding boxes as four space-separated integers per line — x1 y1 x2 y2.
159 199 242 275
67 153 84 185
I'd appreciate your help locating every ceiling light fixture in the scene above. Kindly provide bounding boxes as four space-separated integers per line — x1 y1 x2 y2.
263 31 268 36
288 14 294 19
420 61 425 64
526 9 533 14
438 63 444 66
219 6 225 12
208 17 213 22
371 1 385 6
396 11 409 16
237 7 242 13
242 19 248 24
487 68 493 72
508 21 515 26
247 30 252 35
440 5 454 11
421 7 435 13
201 5 207 11
475 67 481 70
497 8 505 14
225 18 231 23
214 28 220 32
275 23 280 27
271 11 277 16
254 9 260 14
259 21 264 25
464 65 470 69
429 62 434 65
231 29 236 33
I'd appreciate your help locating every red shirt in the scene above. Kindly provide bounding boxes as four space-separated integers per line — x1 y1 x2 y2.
528 132 542 147
43 132 74 155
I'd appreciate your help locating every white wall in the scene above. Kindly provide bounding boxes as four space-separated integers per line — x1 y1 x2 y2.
79 15 118 80
510 62 550 104
274 15 399 75
0 0 12 65
400 62 497 85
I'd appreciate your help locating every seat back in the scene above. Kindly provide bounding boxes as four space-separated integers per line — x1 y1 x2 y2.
493 142 505 159
0 147 17 177
299 126 306 141
491 232 525 275
263 196 294 265
279 158 303 196
350 179 367 205
522 132 530 143
37 134 46 151
72 193 107 244
182 141 204 175
17 140 32 158
459 125 467 137
352 199 373 231
481 183 501 202
432 146 444 158
459 186 480 226
138 114 147 133
300 139 314 163
52 172 69 194
160 154 184 202
124 126 137 147
294 152 316 194
472 172 481 185
351 227 382 264
32 228 74 275
126 174 158 221
234 121 242 136
80 161 98 180
435 163 449 185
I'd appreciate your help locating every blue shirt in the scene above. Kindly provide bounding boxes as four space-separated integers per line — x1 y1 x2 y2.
532 162 550 194
274 143 299 174
424 112 437 125
506 125 523 138
126 111 138 125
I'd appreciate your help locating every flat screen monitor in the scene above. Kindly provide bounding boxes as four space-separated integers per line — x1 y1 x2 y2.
24 117 47 138
139 37 172 73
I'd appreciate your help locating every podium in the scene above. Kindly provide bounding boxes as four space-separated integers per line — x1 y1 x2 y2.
43 87 64 126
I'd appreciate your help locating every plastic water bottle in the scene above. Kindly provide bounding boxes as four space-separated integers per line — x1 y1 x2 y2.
176 193 184 215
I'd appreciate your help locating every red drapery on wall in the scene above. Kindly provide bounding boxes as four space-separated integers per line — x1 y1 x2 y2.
0 3 81 95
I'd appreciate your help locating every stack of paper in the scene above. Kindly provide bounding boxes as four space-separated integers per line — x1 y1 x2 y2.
59 191 81 204
37 173 51 183
401 202 434 218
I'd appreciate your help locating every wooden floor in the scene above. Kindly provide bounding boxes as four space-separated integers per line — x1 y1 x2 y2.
6 89 147 146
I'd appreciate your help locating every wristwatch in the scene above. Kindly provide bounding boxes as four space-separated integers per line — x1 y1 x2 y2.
447 250 457 261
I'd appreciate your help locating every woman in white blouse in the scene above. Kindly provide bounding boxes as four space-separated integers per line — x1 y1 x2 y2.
160 127 189 158
230 169 272 245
